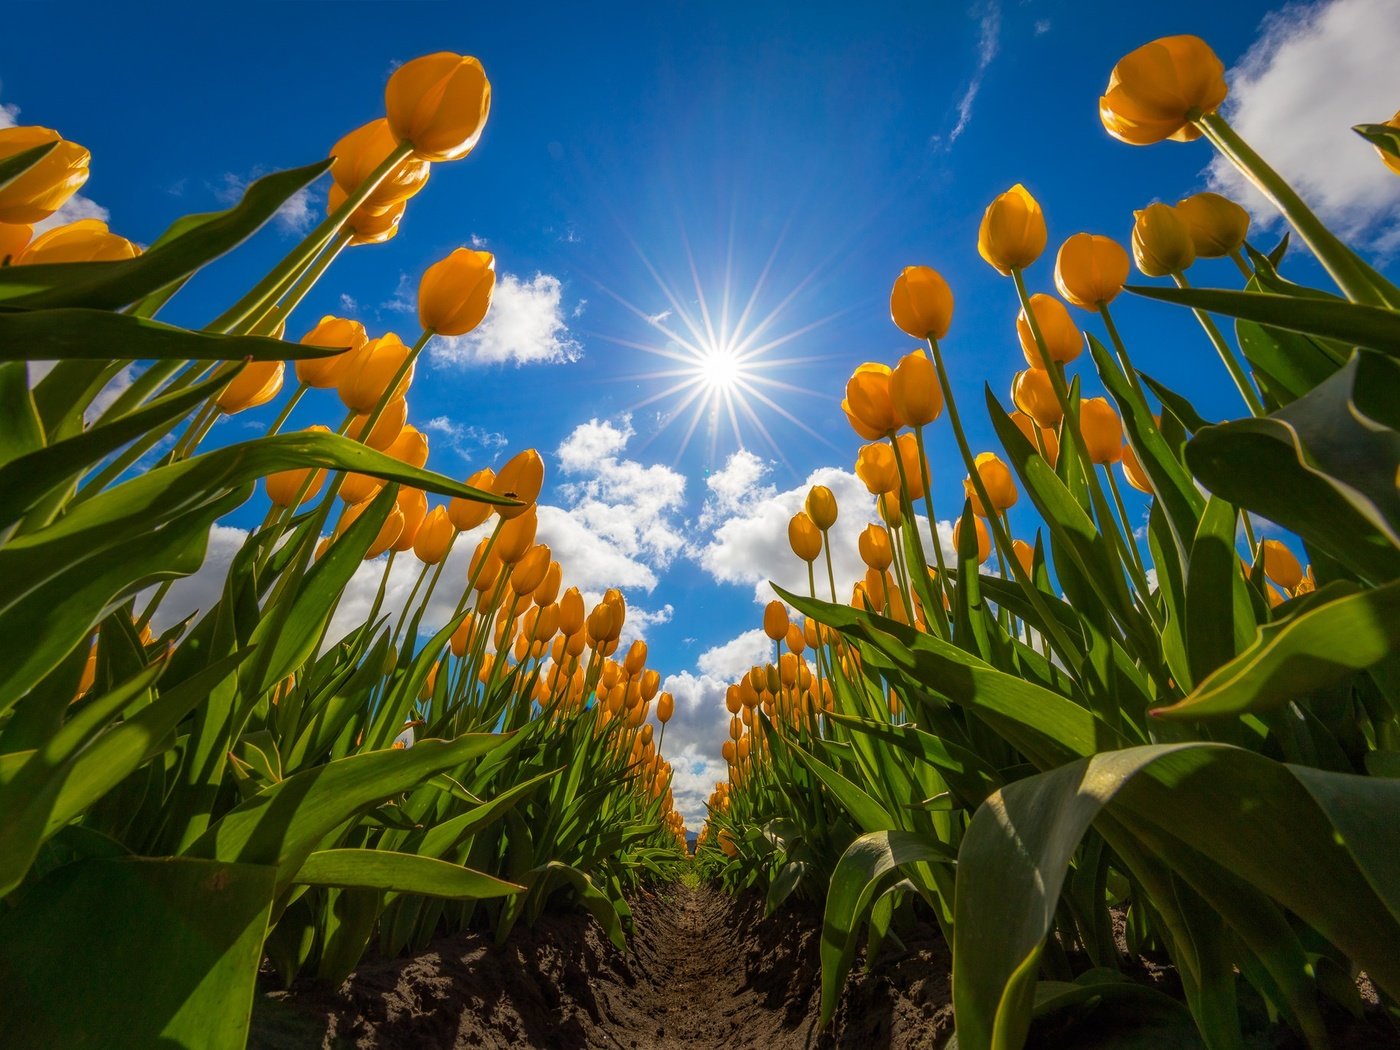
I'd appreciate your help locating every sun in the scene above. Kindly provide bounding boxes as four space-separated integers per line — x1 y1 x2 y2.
697 341 742 392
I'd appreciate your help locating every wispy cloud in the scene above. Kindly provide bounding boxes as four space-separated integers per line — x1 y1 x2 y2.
422 416 508 461
941 0 1003 148
215 172 319 235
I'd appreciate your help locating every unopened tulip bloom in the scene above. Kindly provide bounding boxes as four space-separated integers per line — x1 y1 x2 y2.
1078 397 1124 464
348 397 407 451
1016 293 1082 367
843 363 897 439
953 514 991 564
534 561 562 605
1011 410 1059 466
329 119 430 210
448 466 496 530
1011 368 1063 427
511 544 552 596
855 441 899 494
964 452 1017 516
386 52 492 162
386 424 429 469
1100 35 1227 146
788 511 822 562
414 505 455 564
492 449 544 519
393 488 429 553
340 472 383 505
327 183 406 245
978 184 1046 275
338 334 413 412
1120 443 1153 494
657 691 675 723
1132 203 1196 277
338 500 405 559
889 350 943 427
496 506 538 563
296 316 368 388
894 432 928 496
1055 233 1130 309
858 524 893 571
877 491 903 529
419 248 495 336
266 425 331 506
889 265 954 340
17 219 138 265
1174 192 1250 258
216 360 284 415
1261 539 1304 591
763 600 789 641
1011 539 1035 577
0 222 32 263
559 587 585 636
806 485 838 530
0 127 90 224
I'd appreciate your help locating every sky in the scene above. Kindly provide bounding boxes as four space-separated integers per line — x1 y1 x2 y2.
6 0 1399 824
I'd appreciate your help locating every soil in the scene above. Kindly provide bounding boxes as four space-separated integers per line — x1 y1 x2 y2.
249 883 953 1049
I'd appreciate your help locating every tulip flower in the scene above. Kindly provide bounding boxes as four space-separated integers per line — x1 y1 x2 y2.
889 350 943 427
419 248 495 336
889 265 954 340
953 513 991 565
1261 539 1304 591
559 587 585 636
964 452 1018 516
805 485 838 531
1016 293 1082 367
347 398 408 451
1120 443 1153 494
215 360 284 415
386 424 430 469
894 432 928 497
854 442 899 495
496 506 538 563
1010 410 1059 466
340 472 383 505
1078 397 1124 464
858 524 893 572
327 183 407 245
329 119 430 210
788 511 822 563
1054 234 1130 310
1011 368 1063 428
842 363 897 439
338 500 405 559
386 52 492 162
414 505 455 564
17 219 139 265
0 222 32 263
1011 539 1035 578
1099 35 1227 146
492 449 544 519
338 334 414 413
1175 192 1250 259
296 316 368 388
533 561 562 605
657 692 675 724
265 425 331 506
0 127 90 224
977 184 1046 275
510 544 552 596
1132 203 1196 277
763 600 788 642
448 467 497 531
392 488 429 553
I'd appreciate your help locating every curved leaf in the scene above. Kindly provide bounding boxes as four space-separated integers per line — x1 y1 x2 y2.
294 849 523 899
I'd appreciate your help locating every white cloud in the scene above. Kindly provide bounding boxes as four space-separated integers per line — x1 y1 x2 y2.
423 416 507 462
696 628 772 679
216 172 318 235
432 272 582 367
0 101 18 127
1033 18 1051 35
1205 0 1400 253
943 0 1002 147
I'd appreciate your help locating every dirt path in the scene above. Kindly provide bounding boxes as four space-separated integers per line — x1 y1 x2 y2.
251 883 952 1049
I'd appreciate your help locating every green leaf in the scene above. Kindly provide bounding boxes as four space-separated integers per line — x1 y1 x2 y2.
293 849 523 899
0 360 44 470
0 160 332 309
0 856 275 1050
0 141 58 192
1184 496 1247 686
1353 121 1400 160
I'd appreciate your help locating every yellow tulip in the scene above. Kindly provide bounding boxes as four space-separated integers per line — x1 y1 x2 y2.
1372 110 1400 177
964 452 1018 516
788 511 822 562
265 425 331 506
889 265 954 340
1132 203 1196 277
1010 410 1059 467
215 360 284 415
17 219 138 265
296 316 368 389
339 472 383 505
326 183 406 245
953 513 990 564
1100 35 1227 146
559 587 585 636
347 397 407 451
889 350 943 427
338 499 405 559
496 506 539 563
533 561 562 605
1078 397 1124 464
858 524 893 571
418 248 495 336
854 441 898 495
448 466 497 530
1011 368 1063 428
0 126 90 224
386 424 430 469
1121 443 1153 494
1174 192 1250 258
0 222 32 263
842 363 898 438
392 488 429 553
894 432 928 496
657 691 675 724
977 184 1046 275
1261 539 1304 591
1011 538 1034 577
763 600 788 641
385 52 492 162
414 505 455 564
805 485 838 531
1016 293 1082 367
510 544 552 596
338 333 413 412
492 449 544 519
1055 233 1130 310
328 119 430 210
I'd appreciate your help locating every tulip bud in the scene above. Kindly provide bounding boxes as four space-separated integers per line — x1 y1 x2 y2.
1120 443 1153 494
340 471 383 505
1054 233 1130 310
386 424 430 469
1261 540 1303 591
889 265 954 340
559 587 585 636
1078 398 1124 464
492 449 544 519
329 119 430 210
448 467 497 531
805 485 838 531
1011 539 1035 578
17 219 138 265
842 363 897 439
1174 192 1249 258
216 360 284 415
858 524 893 571
964 452 1018 516
854 441 899 495
889 350 944 429
0 126 90 224
511 544 552 596
386 52 492 162
338 333 413 413
534 561 562 606
977 184 1046 275
1132 203 1195 277
763 600 788 642
1010 410 1059 466
953 513 991 564
894 432 928 497
296 316 368 388
0 222 31 264
877 491 903 529
785 623 805 655
496 506 539 563
1011 368 1063 428
586 602 617 646
266 425 331 506
787 511 822 563
657 691 675 724
338 499 405 559
1100 35 1226 146
624 639 648 677
419 248 495 336
1016 293 1082 368
348 397 407 451
392 488 429 553
414 505 456 564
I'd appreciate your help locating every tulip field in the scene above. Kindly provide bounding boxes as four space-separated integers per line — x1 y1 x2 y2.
1 26 1399 1050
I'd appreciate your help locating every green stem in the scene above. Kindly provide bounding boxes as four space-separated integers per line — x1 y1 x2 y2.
1171 271 1266 417
264 383 308 438
1105 465 1146 577
913 424 951 634
1098 302 1149 405
252 228 354 337
1228 248 1254 282
821 532 838 602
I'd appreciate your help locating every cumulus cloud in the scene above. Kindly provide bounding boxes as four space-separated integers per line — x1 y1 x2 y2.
432 273 583 367
1205 0 1400 253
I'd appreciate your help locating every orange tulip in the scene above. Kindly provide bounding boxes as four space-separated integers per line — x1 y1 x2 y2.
953 514 991 564
492 450 544 519
1100 35 1227 146
414 505 455 564
1016 293 1082 367
448 467 497 531
1078 398 1124 464
296 316 367 388
978 184 1046 275
1011 368 1063 428
0 126 90 224
843 363 897 438
964 452 1018 516
1055 233 1130 309
855 441 899 495
385 52 492 162
17 219 138 265
338 334 413 413
216 360 284 415
265 425 331 506
889 350 943 427
419 248 495 336
889 265 954 340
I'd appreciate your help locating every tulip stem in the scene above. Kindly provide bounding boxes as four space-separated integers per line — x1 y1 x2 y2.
1098 303 1149 405
1228 248 1254 283
265 383 308 439
255 228 354 337
913 424 951 631
1171 271 1266 417
820 531 838 602
1105 466 1146 577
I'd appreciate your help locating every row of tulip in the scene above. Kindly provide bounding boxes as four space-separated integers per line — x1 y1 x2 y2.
695 35 1400 1050
0 52 685 1048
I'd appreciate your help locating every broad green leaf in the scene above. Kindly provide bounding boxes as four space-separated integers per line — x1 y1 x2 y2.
1184 496 1248 686
516 861 627 951
1353 122 1400 160
293 849 523 899
0 361 43 470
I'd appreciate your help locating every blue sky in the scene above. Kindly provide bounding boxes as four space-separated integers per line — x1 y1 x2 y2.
7 0 1399 820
